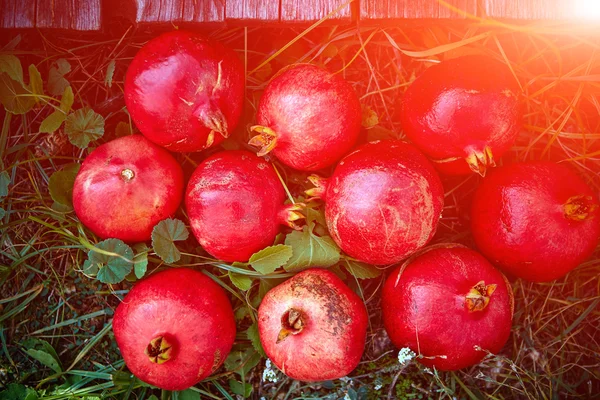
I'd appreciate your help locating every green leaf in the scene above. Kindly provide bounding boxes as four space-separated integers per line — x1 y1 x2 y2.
48 163 80 208
0 384 38 400
343 259 382 279
0 55 23 83
177 389 200 400
40 111 66 133
224 347 261 378
248 244 293 275
105 60 115 88
132 243 149 279
22 338 62 373
0 73 35 114
0 207 5 219
228 380 252 398
28 64 43 102
47 58 71 96
283 225 341 272
257 278 281 302
229 271 252 291
115 121 132 137
246 322 265 357
83 238 133 284
0 171 10 197
65 108 105 149
60 85 74 113
147 396 159 400
151 218 189 264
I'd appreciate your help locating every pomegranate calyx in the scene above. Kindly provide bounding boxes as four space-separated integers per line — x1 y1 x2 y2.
249 125 278 157
564 195 598 221
276 308 305 344
278 203 306 230
465 281 497 312
145 335 173 364
194 103 229 141
465 146 496 177
120 168 135 182
305 175 329 202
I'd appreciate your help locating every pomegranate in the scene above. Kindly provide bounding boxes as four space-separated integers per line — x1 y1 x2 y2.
307 140 444 265
400 55 521 176
113 268 236 390
258 269 368 381
249 63 361 171
125 31 244 152
73 135 183 242
382 245 514 371
185 150 303 262
471 162 600 282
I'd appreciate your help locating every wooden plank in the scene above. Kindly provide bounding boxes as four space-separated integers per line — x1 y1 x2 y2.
480 0 560 19
280 0 352 22
72 0 102 30
1 0 36 28
134 0 224 23
36 0 101 30
226 0 280 22
360 0 477 19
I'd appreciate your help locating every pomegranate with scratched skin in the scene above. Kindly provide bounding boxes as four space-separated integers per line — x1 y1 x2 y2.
249 63 361 171
113 268 236 390
72 135 184 242
471 161 600 282
125 30 244 152
306 140 444 265
400 55 522 176
258 269 368 381
382 245 514 371
185 150 304 262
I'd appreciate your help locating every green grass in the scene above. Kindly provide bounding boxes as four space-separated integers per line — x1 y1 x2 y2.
1 15 600 400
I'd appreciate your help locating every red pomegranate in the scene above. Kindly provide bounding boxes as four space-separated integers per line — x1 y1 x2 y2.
400 55 522 176
471 162 600 282
382 245 514 371
185 150 303 262
73 135 183 242
250 63 361 171
258 269 368 381
125 31 244 152
307 140 444 265
113 268 236 390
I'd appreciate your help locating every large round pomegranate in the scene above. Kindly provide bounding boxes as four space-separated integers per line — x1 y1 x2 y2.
400 55 522 176
113 268 236 390
471 161 600 282
73 135 184 242
250 63 361 171
186 150 303 262
307 140 444 265
125 30 244 152
382 245 514 371
258 269 368 381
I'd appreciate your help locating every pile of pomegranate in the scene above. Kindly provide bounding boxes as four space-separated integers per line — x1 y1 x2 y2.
71 31 599 389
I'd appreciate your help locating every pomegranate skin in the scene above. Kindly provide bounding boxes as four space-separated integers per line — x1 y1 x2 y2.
186 150 302 262
113 268 236 390
382 246 514 371
125 31 244 152
313 140 444 265
72 135 184 242
471 162 600 282
252 64 361 171
400 55 521 176
258 269 368 381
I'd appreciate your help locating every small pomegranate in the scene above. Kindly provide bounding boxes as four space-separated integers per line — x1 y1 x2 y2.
307 140 444 265
382 245 514 371
258 269 368 381
471 162 600 282
186 150 303 262
249 63 361 171
73 135 183 242
125 31 244 152
113 268 236 390
400 55 521 176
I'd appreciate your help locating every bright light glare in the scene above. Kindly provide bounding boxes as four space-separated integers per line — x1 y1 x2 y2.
573 0 600 20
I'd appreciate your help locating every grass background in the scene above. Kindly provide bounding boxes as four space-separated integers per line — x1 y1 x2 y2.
1 13 600 400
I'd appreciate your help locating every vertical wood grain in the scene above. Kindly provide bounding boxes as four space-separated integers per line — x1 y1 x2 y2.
480 0 561 19
360 0 476 19
36 0 72 29
72 0 102 30
280 0 352 22
134 0 224 23
226 0 280 22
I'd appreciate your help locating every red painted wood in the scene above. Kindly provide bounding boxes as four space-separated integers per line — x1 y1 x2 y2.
134 0 224 23
34 0 101 29
1 0 35 28
360 0 476 19
226 0 280 21
72 0 102 30
280 0 352 22
481 0 561 19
